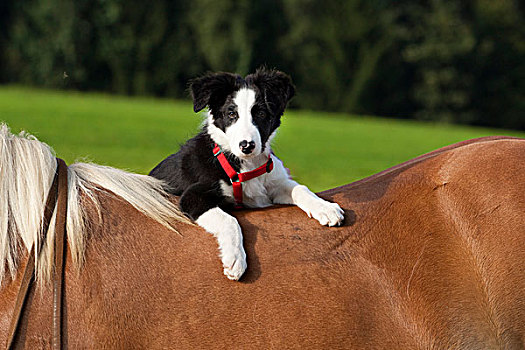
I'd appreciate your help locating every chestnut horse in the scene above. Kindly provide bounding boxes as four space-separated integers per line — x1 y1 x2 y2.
0 124 524 349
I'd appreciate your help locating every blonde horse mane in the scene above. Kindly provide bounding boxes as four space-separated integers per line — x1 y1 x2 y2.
0 124 190 286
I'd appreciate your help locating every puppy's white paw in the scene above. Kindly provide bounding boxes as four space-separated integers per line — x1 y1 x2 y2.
196 207 247 281
221 246 247 281
308 200 344 227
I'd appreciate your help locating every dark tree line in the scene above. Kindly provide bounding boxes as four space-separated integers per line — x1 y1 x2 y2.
1 0 524 130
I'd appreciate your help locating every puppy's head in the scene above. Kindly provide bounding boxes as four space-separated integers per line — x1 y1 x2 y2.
191 68 295 159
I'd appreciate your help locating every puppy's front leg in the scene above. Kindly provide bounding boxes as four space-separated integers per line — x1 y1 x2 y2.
274 180 344 226
196 207 247 280
268 157 344 226
289 184 344 226
180 183 247 280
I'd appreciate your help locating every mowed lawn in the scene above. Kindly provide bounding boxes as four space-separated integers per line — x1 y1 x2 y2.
1 86 523 192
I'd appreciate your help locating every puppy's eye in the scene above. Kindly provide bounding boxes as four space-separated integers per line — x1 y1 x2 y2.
228 111 237 119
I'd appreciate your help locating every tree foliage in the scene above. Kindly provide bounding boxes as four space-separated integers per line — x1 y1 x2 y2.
1 0 523 129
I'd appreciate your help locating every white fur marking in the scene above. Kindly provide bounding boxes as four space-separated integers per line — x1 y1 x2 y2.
196 207 247 280
226 88 261 159
206 112 231 152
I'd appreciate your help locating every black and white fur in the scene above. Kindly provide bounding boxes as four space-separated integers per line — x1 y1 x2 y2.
149 68 344 280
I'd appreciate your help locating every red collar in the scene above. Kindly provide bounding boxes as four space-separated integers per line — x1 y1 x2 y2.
213 144 273 208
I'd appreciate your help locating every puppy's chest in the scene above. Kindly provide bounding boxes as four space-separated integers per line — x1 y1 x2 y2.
219 175 272 208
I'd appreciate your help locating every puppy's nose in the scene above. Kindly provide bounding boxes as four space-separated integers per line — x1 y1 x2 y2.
239 140 256 154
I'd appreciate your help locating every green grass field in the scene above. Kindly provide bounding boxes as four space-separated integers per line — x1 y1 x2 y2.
1 86 523 192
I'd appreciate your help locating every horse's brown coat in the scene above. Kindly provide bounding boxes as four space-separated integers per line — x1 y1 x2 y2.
1 138 524 349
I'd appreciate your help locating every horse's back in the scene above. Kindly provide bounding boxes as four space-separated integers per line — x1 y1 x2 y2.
315 138 525 349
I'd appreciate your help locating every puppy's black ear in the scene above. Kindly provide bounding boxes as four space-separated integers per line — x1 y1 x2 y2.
247 68 295 115
190 72 240 113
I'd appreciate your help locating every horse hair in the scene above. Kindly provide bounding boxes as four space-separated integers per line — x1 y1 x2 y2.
0 124 190 286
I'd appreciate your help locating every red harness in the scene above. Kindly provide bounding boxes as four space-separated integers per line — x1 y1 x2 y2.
213 144 274 208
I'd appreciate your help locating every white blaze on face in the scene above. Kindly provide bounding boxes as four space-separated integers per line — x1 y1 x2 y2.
226 88 261 158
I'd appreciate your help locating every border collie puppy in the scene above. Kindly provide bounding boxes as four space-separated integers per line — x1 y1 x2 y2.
149 68 344 280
